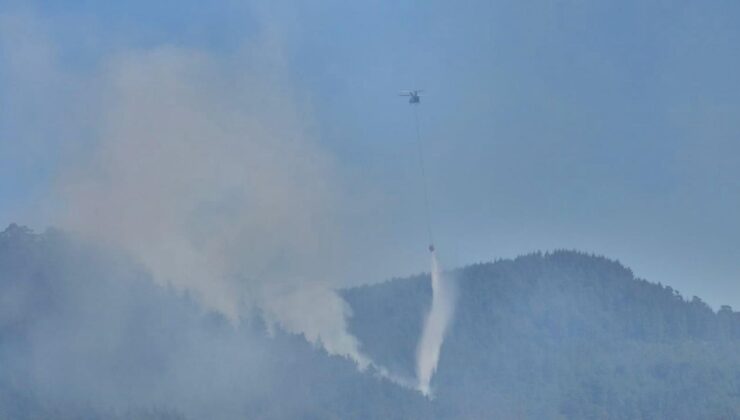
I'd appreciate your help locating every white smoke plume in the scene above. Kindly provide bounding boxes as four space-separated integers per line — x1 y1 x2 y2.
416 251 456 397
53 42 375 367
2 12 421 390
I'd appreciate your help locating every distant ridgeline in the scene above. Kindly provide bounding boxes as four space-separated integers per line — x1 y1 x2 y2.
2 224 739 419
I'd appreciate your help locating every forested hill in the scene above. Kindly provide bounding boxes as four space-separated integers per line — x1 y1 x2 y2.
343 251 740 419
0 224 430 419
2 224 740 419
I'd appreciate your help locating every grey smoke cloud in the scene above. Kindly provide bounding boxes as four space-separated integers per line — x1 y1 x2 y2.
55 40 368 363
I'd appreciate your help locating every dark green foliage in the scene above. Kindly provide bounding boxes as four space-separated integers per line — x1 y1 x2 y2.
2 224 739 419
344 250 740 419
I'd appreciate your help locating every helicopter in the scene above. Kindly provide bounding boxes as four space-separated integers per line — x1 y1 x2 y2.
399 89 423 104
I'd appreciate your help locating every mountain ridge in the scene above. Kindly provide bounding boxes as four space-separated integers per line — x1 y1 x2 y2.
343 249 740 418
2 224 739 419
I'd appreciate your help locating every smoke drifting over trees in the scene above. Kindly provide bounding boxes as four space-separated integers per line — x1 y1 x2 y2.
3 225 740 418
0 225 429 419
0 11 405 369
54 44 373 365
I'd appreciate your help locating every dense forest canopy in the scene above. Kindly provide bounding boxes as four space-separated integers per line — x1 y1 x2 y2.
1 224 739 419
345 251 740 418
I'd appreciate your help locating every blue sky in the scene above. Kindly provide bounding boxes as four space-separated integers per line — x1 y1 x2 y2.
1 0 739 307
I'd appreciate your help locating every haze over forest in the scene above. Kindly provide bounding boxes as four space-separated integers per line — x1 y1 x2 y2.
2 225 739 419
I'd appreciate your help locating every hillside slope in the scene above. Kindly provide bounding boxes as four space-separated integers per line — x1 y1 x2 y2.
2 224 739 419
344 251 740 419
0 224 428 419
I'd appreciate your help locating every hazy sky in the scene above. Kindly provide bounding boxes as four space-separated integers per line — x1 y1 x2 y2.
1 0 738 308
